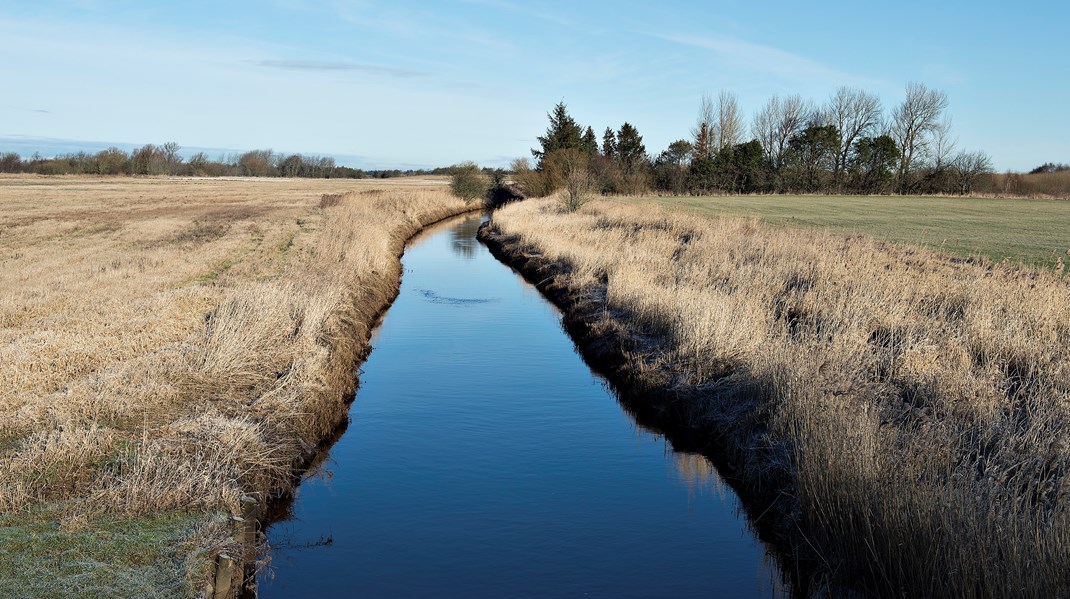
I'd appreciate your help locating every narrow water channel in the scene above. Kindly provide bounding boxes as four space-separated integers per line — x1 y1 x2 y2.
256 214 788 597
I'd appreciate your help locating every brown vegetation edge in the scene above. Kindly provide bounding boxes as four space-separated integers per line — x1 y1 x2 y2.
476 221 816 594
272 205 475 463
272 205 481 464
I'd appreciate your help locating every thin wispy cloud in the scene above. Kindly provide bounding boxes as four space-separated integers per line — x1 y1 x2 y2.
308 2 511 52
455 0 575 28
251 59 428 78
0 106 52 116
655 33 878 89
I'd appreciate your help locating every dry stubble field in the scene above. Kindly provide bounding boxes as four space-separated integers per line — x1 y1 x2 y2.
0 174 467 597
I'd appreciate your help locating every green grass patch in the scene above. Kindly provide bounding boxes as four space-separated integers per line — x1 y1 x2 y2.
191 228 265 285
276 231 296 254
618 194 1070 269
0 505 218 598
195 255 242 284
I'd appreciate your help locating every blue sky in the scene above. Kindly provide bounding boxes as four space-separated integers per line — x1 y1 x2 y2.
2 0 1067 170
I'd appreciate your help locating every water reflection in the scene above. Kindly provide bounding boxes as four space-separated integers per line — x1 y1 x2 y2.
415 288 499 306
672 452 728 497
449 215 483 258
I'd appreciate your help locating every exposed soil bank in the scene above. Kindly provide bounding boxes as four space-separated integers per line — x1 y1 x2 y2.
476 221 818 595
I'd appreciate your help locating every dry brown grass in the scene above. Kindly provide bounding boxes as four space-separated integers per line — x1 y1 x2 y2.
987 170 1070 198
486 197 1070 597
0 174 466 593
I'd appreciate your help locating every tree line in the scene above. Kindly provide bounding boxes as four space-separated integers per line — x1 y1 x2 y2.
0 144 440 179
518 83 1004 198
1029 162 1069 175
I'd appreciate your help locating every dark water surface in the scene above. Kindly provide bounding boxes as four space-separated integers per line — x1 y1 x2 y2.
257 214 787 598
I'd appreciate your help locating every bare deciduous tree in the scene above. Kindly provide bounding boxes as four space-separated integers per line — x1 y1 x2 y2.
690 93 715 162
930 116 958 172
280 154 302 178
0 152 22 173
951 150 993 195
160 141 182 175
752 94 810 190
94 147 127 175
826 87 882 182
751 98 777 158
891 82 949 192
714 90 744 151
238 149 276 177
547 149 595 212
317 156 336 178
510 156 553 197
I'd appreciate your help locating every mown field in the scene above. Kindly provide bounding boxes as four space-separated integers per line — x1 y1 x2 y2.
617 194 1070 270
0 174 466 597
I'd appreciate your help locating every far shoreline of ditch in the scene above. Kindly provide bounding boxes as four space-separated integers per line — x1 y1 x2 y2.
476 219 822 596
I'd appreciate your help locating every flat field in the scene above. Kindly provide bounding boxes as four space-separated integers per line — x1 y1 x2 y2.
0 174 464 596
617 194 1070 269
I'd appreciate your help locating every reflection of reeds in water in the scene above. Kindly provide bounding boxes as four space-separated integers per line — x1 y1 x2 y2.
671 451 726 499
673 451 792 598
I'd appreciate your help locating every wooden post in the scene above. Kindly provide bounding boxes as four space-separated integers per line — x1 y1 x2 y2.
239 495 258 551
212 554 235 599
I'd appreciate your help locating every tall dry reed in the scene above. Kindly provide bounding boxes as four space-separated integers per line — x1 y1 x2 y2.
486 197 1070 597
985 170 1070 198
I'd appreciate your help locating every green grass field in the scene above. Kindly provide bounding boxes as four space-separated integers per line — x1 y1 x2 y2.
616 195 1070 270
0 506 211 598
